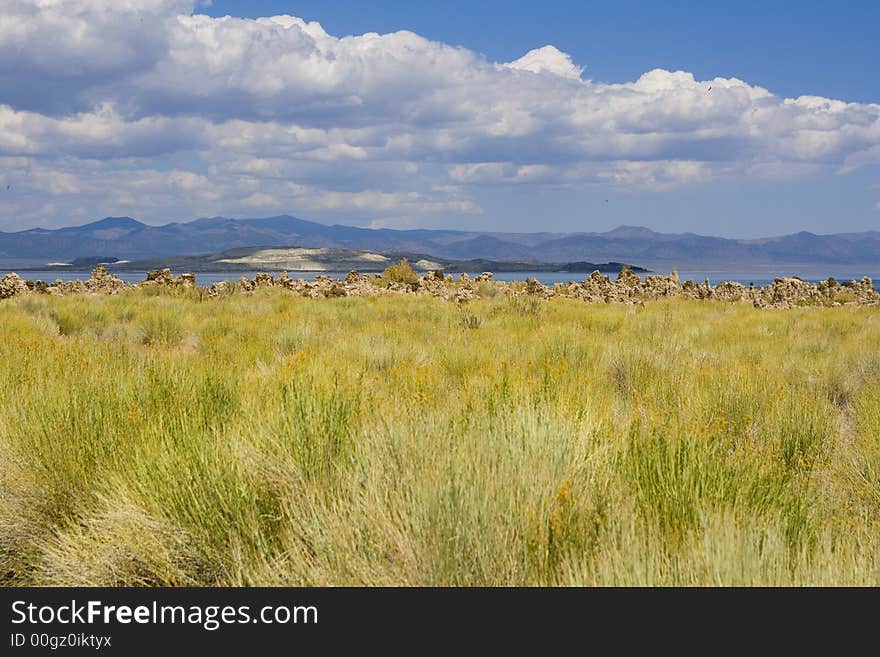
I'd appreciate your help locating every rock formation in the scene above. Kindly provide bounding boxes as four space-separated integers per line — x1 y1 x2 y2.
0 273 28 299
418 270 449 299
140 268 195 289
0 265 877 310
207 280 230 297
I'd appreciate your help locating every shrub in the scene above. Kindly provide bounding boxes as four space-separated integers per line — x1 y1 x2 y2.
379 258 419 287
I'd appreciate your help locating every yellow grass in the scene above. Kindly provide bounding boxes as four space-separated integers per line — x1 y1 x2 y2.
1 288 878 585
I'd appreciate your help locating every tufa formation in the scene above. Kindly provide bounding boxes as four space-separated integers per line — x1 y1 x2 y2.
1 265 878 309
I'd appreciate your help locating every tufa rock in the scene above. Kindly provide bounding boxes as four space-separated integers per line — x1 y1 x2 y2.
141 268 196 289
0 273 28 299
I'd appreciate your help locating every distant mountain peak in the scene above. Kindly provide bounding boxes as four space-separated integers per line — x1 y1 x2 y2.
604 225 660 238
79 216 145 230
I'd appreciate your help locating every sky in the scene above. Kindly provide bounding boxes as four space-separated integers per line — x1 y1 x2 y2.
0 0 878 237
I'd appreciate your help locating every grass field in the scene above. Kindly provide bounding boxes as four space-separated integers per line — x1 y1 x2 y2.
1 287 878 585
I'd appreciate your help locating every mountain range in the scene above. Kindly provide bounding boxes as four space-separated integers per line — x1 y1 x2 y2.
1 215 879 272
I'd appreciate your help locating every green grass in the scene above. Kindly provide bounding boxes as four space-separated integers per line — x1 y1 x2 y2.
1 290 878 585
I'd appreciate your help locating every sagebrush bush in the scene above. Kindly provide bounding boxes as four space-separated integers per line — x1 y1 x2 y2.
378 258 419 287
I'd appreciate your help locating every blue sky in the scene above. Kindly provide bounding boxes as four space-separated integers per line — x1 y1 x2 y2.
0 1 878 237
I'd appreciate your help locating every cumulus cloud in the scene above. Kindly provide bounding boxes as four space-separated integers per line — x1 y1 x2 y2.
0 0 191 114
504 45 584 79
0 0 878 230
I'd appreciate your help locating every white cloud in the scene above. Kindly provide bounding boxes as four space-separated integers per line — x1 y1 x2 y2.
0 1 192 113
0 1 878 230
0 103 207 157
504 46 584 80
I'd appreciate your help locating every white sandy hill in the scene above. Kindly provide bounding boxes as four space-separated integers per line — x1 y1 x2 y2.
215 247 441 271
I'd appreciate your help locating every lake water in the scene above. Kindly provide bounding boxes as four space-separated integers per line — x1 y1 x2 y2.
5 269 879 288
